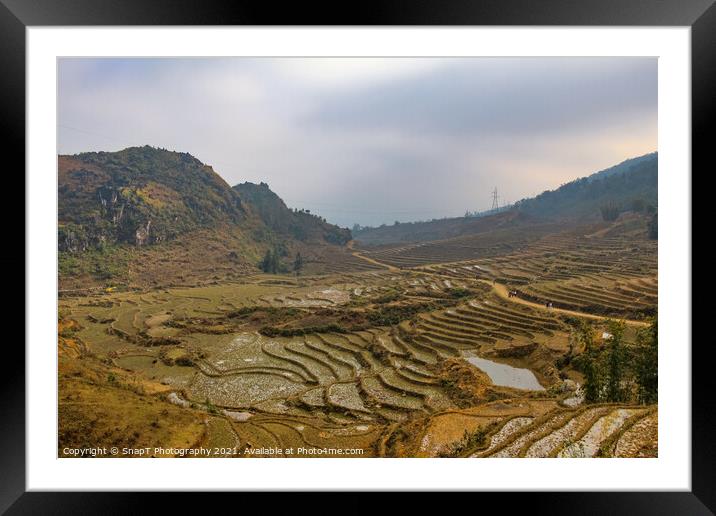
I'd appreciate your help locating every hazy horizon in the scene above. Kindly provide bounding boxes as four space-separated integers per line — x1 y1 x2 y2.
58 57 657 228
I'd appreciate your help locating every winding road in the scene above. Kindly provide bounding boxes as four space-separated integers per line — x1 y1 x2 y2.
480 279 650 327
347 240 400 272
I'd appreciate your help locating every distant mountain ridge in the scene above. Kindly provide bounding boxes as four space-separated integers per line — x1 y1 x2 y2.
585 152 657 182
352 209 536 246
354 152 657 246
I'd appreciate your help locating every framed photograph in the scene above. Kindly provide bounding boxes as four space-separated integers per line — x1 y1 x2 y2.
7 0 710 511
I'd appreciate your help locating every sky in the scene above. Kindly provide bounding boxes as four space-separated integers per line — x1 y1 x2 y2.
58 57 657 228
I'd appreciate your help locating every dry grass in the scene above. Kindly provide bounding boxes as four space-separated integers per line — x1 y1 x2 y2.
58 355 205 457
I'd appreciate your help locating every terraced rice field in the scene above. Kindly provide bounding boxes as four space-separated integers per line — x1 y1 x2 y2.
356 224 558 268
465 404 656 458
367 232 657 320
59 225 657 457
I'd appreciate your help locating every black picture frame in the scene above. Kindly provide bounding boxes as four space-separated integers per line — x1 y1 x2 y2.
3 0 709 512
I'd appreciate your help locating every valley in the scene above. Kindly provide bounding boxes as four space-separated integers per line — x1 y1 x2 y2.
51 52 664 471
58 217 658 458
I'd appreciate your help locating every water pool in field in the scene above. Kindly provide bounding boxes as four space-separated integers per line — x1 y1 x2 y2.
464 354 544 391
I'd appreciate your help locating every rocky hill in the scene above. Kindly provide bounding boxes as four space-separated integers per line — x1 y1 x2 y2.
58 146 248 251
58 146 353 289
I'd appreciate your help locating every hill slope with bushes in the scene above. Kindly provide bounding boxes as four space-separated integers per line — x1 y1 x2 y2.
233 182 351 245
514 153 657 220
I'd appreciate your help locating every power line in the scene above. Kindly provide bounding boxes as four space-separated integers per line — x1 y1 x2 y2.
491 187 499 210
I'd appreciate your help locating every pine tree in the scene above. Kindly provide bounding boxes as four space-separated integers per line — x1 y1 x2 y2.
293 252 303 276
578 321 601 403
260 248 281 274
260 249 273 273
635 316 658 404
271 247 280 273
606 321 626 402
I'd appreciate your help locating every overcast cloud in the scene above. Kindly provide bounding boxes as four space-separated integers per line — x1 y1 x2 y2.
58 57 657 227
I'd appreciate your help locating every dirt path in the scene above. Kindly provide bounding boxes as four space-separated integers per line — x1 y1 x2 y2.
347 241 400 272
481 280 650 327
346 240 648 326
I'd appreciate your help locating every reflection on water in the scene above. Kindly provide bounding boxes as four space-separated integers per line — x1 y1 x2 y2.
464 354 544 391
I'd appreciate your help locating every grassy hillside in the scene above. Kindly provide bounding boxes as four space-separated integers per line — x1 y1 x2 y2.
233 182 351 245
354 210 537 246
